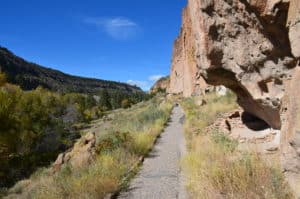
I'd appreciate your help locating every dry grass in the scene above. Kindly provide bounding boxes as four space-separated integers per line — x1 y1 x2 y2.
181 93 293 199
28 149 136 199
6 97 173 199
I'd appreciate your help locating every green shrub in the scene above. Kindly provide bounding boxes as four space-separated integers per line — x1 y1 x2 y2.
0 87 108 187
121 99 131 109
96 132 133 154
7 97 173 198
0 72 6 87
129 133 155 156
211 131 238 152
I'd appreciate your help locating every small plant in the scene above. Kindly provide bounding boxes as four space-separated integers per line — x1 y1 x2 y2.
211 131 238 152
129 132 155 156
96 132 133 154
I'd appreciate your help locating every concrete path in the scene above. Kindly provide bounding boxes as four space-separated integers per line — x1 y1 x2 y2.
118 106 187 199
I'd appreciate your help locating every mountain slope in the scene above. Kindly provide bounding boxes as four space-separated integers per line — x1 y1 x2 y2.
0 47 141 93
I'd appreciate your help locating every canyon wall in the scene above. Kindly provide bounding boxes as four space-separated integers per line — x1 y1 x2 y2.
170 0 300 194
169 7 208 97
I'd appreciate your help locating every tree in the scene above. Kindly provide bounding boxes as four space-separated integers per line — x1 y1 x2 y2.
85 95 97 108
121 99 131 109
0 72 6 87
98 89 112 111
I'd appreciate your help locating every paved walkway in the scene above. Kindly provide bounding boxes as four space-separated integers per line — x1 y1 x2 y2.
118 106 187 199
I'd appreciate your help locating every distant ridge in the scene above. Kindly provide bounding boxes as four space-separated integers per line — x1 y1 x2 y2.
0 47 142 93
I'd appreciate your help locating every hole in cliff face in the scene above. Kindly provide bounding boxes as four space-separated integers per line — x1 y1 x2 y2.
202 4 214 16
209 25 224 41
204 66 281 129
208 49 224 67
205 68 237 87
242 112 270 131
274 78 283 85
209 25 219 40
268 3 292 57
258 81 269 93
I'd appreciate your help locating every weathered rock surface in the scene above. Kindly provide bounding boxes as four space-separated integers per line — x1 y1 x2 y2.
52 132 96 172
150 76 170 94
281 67 300 196
169 6 208 97
170 0 299 129
170 0 300 195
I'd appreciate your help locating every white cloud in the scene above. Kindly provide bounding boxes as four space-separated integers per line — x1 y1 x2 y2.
148 74 164 82
127 74 167 91
84 17 139 40
127 80 151 91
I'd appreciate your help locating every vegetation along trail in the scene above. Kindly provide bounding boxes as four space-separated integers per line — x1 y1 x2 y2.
118 105 187 199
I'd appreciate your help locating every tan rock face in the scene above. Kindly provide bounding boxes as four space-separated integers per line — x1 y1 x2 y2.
281 67 300 195
170 0 299 129
169 7 208 97
288 0 300 58
52 132 96 172
150 76 170 94
170 0 300 194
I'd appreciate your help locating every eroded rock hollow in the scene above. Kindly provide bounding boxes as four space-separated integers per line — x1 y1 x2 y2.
169 0 300 194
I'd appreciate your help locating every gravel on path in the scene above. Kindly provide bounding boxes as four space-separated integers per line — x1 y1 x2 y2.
118 106 187 199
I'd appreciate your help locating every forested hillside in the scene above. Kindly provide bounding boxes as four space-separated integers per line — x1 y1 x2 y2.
0 47 141 94
0 70 151 190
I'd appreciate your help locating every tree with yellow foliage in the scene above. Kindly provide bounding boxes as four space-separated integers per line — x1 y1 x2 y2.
0 72 6 87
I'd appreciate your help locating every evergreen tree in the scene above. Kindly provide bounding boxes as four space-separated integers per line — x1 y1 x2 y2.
98 89 112 111
85 95 97 108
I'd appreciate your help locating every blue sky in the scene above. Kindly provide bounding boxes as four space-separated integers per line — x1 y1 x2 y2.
0 0 186 90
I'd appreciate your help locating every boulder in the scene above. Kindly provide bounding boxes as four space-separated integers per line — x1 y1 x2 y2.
215 86 227 96
52 132 96 172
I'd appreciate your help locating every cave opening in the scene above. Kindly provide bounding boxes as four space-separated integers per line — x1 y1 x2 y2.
241 111 270 131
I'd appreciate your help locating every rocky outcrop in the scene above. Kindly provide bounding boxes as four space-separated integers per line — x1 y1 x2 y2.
170 0 300 195
287 0 300 58
150 76 170 94
169 7 208 97
52 132 96 172
281 67 300 196
170 0 299 129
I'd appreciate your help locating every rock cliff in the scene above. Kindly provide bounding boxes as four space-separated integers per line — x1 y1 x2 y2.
150 76 170 94
170 0 300 195
169 7 208 97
